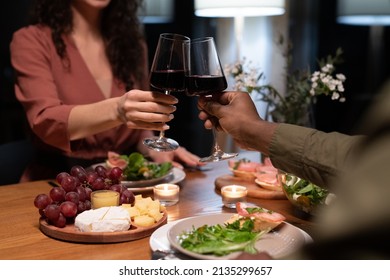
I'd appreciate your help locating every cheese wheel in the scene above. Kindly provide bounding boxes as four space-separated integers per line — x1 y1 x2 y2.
75 206 131 232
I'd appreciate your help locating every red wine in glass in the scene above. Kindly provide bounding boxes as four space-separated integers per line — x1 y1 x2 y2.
183 36 238 162
150 70 185 92
143 33 189 152
185 75 228 96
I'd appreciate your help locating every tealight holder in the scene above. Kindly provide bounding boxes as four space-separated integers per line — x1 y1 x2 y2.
153 183 180 206
221 185 247 208
91 190 119 209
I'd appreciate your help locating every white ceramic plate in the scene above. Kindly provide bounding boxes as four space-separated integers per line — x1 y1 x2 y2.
121 169 174 188
162 213 312 260
124 168 186 192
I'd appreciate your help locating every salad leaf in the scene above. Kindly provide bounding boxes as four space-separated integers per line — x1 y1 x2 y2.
179 219 270 256
282 174 328 205
121 152 172 181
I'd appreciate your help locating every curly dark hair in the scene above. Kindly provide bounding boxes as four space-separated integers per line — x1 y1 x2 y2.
29 0 146 90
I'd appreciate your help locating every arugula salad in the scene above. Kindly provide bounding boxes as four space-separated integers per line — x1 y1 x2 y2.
121 152 172 181
281 173 329 209
178 218 270 256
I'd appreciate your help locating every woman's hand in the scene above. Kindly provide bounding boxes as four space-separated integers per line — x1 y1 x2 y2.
117 89 178 131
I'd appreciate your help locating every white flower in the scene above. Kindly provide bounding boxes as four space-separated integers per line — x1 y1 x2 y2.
225 51 347 126
321 64 334 73
331 92 340 100
336 73 346 82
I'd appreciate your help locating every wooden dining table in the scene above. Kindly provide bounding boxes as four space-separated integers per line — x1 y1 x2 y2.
0 152 316 260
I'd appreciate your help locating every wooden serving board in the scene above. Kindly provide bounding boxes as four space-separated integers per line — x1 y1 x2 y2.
215 175 287 200
39 211 167 243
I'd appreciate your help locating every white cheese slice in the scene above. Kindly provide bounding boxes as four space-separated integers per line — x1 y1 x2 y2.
75 206 131 232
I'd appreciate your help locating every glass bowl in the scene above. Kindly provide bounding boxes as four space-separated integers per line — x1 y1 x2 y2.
278 171 335 215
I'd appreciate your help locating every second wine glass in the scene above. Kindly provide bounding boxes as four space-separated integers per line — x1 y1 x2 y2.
184 37 238 162
143 33 190 152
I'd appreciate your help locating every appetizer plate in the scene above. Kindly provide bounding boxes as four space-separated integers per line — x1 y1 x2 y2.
165 213 312 260
90 163 185 191
39 210 167 243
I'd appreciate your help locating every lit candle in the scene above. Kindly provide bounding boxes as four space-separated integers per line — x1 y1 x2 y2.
91 190 119 209
221 185 247 208
153 184 180 206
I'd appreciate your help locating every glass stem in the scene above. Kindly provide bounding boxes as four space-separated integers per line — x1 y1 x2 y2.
212 128 221 154
158 90 170 140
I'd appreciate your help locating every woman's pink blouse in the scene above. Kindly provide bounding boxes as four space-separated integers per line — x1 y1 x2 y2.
10 25 149 160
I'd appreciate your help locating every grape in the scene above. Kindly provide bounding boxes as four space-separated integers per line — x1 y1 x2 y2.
34 194 52 209
95 165 108 178
108 167 123 181
76 186 87 202
73 176 81 187
91 177 106 190
70 165 86 177
84 187 92 200
65 191 80 204
44 204 61 222
109 184 122 194
120 185 128 193
60 201 78 218
86 171 99 184
84 200 92 210
53 213 66 228
122 189 135 205
61 176 77 192
74 171 87 184
71 165 88 183
77 201 87 213
119 194 128 205
49 186 66 202
56 172 70 184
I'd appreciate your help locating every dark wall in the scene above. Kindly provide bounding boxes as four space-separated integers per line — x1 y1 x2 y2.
0 0 32 143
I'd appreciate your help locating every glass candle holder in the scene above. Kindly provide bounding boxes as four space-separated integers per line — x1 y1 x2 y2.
221 185 247 208
91 190 119 209
153 183 180 206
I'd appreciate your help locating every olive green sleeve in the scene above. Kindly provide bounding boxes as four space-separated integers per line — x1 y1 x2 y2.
268 123 365 188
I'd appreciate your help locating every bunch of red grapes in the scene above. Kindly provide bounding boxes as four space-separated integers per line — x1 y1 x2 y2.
33 164 135 228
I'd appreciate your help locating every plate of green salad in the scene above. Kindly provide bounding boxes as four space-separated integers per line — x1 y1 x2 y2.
93 152 185 191
166 213 311 260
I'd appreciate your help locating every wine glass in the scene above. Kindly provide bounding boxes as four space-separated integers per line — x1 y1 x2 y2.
184 37 238 162
143 33 190 152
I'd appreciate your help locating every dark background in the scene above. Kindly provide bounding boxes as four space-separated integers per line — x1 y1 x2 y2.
1 0 390 156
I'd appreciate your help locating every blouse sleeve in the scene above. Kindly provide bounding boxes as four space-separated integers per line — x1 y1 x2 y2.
10 26 74 152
